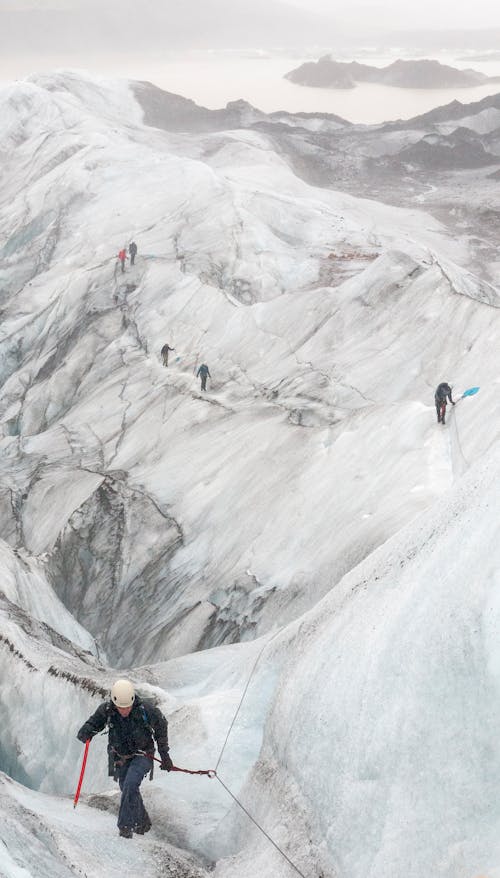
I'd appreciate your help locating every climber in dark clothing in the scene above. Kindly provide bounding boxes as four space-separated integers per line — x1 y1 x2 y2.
161 343 175 367
196 363 211 391
77 679 173 839
434 382 455 424
129 241 137 265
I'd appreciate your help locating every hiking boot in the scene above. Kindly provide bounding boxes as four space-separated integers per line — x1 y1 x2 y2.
119 827 133 838
135 816 152 835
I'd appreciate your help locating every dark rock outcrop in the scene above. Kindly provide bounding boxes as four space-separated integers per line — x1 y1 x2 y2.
397 127 499 169
132 80 351 133
285 56 498 90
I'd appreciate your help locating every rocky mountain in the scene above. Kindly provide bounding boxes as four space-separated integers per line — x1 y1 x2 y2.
128 81 500 282
132 81 351 134
396 127 498 170
385 91 500 135
285 56 499 89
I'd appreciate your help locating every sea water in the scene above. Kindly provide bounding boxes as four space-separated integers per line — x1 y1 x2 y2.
1 48 500 124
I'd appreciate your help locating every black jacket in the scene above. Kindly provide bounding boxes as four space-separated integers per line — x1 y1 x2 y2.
77 698 169 775
435 383 454 404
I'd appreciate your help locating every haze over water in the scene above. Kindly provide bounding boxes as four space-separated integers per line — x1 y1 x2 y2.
2 48 500 124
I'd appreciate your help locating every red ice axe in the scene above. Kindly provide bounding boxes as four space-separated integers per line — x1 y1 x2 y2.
73 739 90 808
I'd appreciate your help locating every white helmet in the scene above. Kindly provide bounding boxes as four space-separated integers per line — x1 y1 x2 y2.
110 679 135 708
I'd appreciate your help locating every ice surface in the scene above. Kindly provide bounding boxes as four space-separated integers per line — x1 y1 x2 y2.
0 70 498 878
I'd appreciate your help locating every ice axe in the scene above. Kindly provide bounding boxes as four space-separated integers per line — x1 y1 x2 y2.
73 739 90 808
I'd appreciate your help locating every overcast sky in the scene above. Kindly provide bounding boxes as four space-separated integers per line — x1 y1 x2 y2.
1 0 499 29
288 0 499 30
0 0 499 58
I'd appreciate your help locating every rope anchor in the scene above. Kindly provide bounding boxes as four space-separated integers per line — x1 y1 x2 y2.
150 754 216 779
171 765 216 779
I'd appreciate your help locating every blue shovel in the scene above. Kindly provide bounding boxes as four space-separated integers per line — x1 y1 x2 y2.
461 387 480 399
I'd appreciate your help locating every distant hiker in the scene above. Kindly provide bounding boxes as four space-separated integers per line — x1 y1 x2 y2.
434 382 455 424
76 679 173 839
117 248 127 273
161 343 175 367
129 241 137 265
196 363 211 391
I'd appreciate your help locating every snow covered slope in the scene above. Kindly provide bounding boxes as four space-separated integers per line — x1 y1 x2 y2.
0 71 497 667
0 772 209 878
0 71 499 878
214 444 500 878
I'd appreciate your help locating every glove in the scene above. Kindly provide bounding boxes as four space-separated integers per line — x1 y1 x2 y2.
160 753 173 771
77 728 90 743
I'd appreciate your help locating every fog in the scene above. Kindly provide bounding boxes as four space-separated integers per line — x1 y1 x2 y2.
1 0 500 57
1 1 341 54
289 0 500 30
1 0 500 122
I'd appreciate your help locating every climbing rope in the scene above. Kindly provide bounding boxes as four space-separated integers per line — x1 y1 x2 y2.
214 772 308 878
215 627 282 771
210 628 310 876
160 629 309 876
449 402 469 471
158 761 309 877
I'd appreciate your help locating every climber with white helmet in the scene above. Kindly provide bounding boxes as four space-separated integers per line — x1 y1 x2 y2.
77 678 172 838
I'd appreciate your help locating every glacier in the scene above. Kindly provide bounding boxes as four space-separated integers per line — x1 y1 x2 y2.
0 69 499 878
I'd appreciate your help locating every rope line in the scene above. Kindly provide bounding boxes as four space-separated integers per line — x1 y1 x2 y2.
215 627 282 771
210 629 311 875
167 766 310 877
215 773 308 878
450 403 469 470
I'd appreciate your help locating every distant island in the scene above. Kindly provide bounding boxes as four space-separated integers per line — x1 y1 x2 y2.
284 57 500 90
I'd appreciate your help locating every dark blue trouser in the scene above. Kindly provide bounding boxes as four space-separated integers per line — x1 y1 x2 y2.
117 755 151 830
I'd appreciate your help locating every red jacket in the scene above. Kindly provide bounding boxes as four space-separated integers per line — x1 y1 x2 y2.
118 249 127 261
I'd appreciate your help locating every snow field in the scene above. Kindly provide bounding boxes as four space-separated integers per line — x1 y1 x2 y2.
0 70 498 877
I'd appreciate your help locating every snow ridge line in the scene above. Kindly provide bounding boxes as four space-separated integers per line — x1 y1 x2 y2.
431 252 500 308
